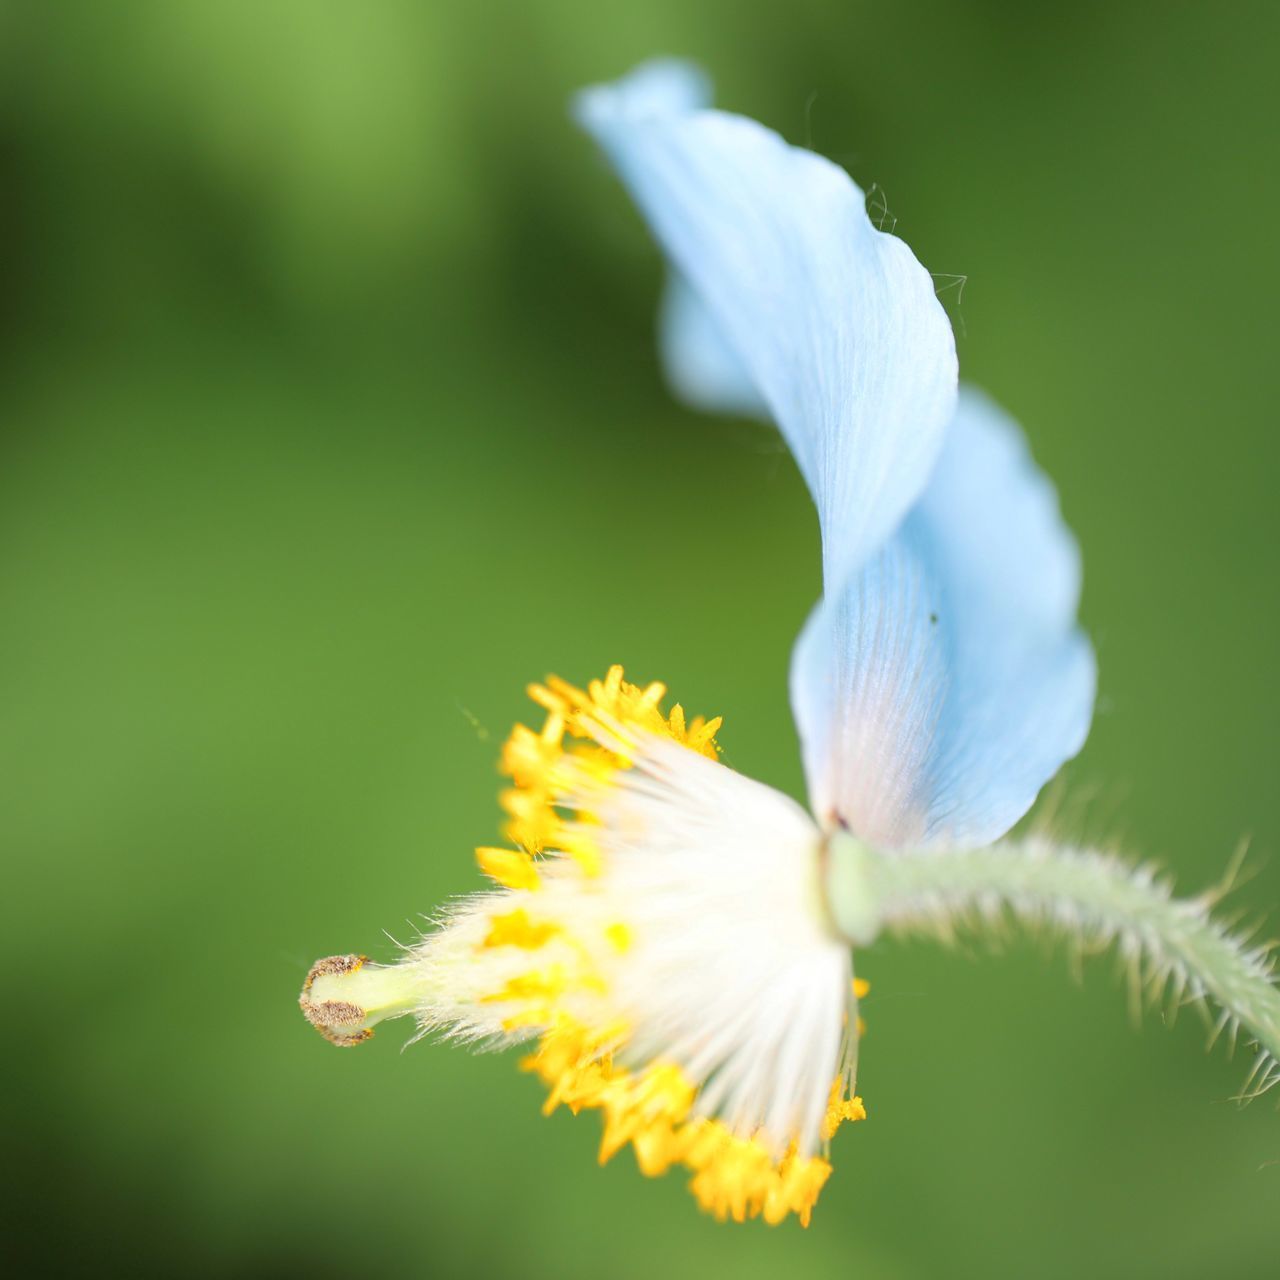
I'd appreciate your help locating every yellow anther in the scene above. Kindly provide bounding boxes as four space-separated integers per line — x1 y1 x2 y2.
821 1079 868 1141
483 908 561 950
604 922 632 952
476 846 541 890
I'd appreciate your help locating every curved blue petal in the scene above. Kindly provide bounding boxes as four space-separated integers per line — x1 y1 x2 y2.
576 60 957 588
580 56 712 122
790 388 1096 847
658 272 769 420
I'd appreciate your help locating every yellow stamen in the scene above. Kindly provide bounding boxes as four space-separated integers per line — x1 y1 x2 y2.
821 1079 868 1142
483 909 561 950
853 975 871 1036
482 967 568 1005
487 666 724 878
604 922 632 953
519 1009 853 1226
476 846 541 890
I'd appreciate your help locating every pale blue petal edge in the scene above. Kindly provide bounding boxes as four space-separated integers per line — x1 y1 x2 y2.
658 272 770 420
576 59 958 590
790 388 1096 847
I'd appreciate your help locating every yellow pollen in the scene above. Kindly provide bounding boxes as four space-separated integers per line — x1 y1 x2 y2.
483 909 561 950
482 966 568 1005
476 846 541 890
481 665 723 881
518 1011 859 1227
821 1079 868 1142
604 922 632 953
852 976 871 1036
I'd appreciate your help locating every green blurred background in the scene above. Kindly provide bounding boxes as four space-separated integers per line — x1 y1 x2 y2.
4 2 1277 1276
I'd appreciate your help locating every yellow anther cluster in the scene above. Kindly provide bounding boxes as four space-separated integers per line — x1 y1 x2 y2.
821 1079 869 1143
522 1016 864 1226
473 667 865 1226
491 664 722 874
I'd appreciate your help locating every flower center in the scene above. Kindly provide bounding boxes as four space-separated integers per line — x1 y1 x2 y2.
472 665 865 1226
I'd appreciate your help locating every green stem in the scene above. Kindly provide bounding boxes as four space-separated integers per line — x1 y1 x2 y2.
825 832 1280 1084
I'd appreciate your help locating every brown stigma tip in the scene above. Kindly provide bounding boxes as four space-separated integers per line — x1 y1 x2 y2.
302 953 368 992
299 954 374 1048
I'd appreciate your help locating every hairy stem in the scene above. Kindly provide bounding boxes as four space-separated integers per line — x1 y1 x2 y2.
825 833 1280 1088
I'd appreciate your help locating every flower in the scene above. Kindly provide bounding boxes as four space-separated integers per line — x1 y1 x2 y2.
304 668 866 1225
299 60 1097 1226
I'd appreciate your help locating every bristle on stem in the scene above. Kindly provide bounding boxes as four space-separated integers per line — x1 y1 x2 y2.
825 833 1280 1098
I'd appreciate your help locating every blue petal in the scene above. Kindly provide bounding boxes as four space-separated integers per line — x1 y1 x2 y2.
658 272 769 420
576 60 957 588
790 388 1096 847
579 57 712 122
